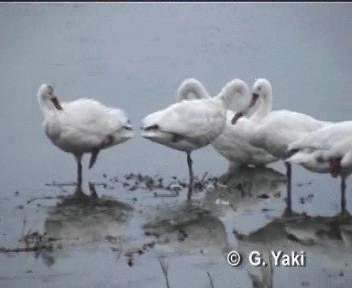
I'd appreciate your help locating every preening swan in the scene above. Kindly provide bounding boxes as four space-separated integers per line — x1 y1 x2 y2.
232 79 331 211
178 78 277 167
286 122 352 215
141 78 245 200
211 79 278 167
38 84 134 186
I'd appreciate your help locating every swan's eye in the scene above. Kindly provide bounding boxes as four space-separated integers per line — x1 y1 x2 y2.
144 124 160 131
123 125 133 130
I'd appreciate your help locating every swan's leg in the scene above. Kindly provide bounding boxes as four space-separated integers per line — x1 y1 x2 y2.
74 182 84 195
340 176 349 216
75 154 83 188
186 152 194 200
285 162 292 214
89 148 100 169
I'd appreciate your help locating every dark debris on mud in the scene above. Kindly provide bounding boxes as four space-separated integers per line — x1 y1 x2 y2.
106 172 220 197
125 240 157 267
0 231 60 254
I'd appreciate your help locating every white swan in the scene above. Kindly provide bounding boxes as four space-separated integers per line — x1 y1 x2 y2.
286 122 352 215
177 78 277 167
141 78 247 200
38 84 134 186
211 79 278 167
232 79 331 210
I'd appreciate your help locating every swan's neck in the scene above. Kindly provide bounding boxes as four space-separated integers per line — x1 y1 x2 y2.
250 91 272 122
176 81 210 101
38 96 62 114
38 97 51 113
216 80 250 112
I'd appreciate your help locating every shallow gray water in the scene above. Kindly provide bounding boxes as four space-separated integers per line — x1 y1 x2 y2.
1 3 352 288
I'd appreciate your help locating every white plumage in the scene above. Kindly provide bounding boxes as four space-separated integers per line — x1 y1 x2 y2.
38 84 134 186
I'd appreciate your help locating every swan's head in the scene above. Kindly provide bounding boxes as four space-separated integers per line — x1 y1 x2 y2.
140 110 178 148
117 119 135 143
37 84 63 111
251 78 272 104
140 111 163 140
231 78 272 125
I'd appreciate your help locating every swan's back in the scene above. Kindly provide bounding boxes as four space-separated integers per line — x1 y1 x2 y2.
62 98 128 129
257 110 326 133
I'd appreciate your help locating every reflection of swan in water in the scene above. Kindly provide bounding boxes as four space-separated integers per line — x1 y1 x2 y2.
41 183 132 266
143 201 229 256
45 183 132 243
210 165 287 213
234 213 352 288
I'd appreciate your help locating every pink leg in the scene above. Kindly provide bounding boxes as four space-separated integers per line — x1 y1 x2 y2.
330 158 342 178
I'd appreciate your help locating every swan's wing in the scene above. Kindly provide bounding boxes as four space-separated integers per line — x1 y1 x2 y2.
143 99 225 140
248 110 330 155
321 136 352 160
212 111 277 164
59 99 130 147
63 99 128 128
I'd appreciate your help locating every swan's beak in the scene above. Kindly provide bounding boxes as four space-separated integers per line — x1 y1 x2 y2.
249 93 259 108
231 112 243 125
51 97 63 110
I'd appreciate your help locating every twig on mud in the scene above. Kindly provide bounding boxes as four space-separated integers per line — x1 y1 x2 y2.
21 217 26 239
26 196 60 204
153 191 179 198
45 181 77 187
159 256 171 288
201 172 208 182
207 271 215 288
